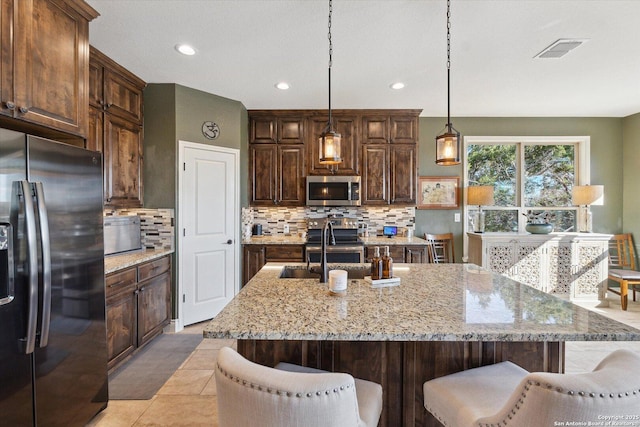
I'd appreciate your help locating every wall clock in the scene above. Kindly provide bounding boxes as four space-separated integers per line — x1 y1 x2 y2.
202 121 220 140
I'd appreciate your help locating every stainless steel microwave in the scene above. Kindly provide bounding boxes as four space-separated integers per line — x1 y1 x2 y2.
306 175 361 206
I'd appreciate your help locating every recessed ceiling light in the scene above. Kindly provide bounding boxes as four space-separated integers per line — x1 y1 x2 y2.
534 39 588 59
275 82 290 90
390 82 405 90
175 44 196 56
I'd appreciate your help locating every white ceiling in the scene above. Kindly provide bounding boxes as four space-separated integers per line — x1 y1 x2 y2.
86 0 640 117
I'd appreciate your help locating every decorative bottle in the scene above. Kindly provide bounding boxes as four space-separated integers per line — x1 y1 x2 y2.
382 246 393 279
371 246 382 280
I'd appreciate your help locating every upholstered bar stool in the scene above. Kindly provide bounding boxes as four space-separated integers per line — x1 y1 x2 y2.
215 347 383 427
423 349 640 427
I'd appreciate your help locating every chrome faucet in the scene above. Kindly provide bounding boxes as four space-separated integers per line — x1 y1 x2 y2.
309 220 335 283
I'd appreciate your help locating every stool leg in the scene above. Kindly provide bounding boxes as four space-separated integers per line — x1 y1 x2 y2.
621 280 628 311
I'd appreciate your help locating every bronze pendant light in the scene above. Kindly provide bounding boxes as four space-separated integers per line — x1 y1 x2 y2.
319 0 342 167
435 0 461 166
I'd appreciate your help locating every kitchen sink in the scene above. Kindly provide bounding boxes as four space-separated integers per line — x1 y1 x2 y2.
279 266 368 279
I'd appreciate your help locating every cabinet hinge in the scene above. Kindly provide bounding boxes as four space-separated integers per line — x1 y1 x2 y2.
183 228 186 237
183 294 186 303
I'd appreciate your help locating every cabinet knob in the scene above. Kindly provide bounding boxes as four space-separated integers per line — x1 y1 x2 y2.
106 103 113 109
19 106 28 114
5 101 15 110
225 239 233 245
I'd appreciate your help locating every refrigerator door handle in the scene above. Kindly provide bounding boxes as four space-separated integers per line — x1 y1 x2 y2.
18 180 39 355
33 182 52 348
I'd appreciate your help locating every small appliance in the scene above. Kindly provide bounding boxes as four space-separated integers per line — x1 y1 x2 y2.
306 175 361 207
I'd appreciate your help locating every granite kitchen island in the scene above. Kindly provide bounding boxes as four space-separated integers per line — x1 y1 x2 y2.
205 262 640 427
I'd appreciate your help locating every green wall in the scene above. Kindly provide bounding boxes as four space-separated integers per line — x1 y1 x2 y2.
416 117 624 259
144 83 248 208
143 84 176 208
143 83 248 318
622 113 640 248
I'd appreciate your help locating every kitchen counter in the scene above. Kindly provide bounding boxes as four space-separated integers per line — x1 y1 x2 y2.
242 235 306 245
241 235 427 245
205 262 640 427
204 262 640 342
361 235 428 245
104 248 174 274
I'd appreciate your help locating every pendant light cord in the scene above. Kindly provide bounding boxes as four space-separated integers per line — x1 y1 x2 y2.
328 0 334 127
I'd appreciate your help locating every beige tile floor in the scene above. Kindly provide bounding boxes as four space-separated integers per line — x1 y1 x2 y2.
86 292 640 427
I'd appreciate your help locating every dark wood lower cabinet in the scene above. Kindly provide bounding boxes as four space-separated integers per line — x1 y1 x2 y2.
237 339 563 427
106 255 172 371
365 245 427 263
242 244 304 285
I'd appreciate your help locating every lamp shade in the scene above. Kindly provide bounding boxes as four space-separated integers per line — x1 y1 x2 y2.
572 185 604 206
467 186 494 206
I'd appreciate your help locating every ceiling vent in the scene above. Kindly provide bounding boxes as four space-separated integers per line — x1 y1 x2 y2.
534 39 588 59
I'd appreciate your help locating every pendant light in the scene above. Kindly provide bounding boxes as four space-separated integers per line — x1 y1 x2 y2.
319 0 342 167
435 0 461 166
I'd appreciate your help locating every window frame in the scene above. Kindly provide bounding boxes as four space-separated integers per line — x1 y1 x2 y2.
462 136 591 260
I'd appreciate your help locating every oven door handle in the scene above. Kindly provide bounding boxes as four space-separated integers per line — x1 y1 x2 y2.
306 245 364 251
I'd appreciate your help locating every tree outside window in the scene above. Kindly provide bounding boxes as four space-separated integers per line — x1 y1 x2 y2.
465 137 589 234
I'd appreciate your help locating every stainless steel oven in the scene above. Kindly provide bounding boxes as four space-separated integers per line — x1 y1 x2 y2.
305 244 364 263
305 216 364 263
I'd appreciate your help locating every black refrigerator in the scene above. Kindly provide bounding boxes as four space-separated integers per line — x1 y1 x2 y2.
0 129 108 426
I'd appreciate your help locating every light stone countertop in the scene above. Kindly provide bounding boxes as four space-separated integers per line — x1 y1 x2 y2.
104 248 174 274
204 262 640 342
242 235 306 245
241 235 427 245
360 236 428 246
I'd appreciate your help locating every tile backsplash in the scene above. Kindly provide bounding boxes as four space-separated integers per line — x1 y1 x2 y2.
245 206 415 236
105 208 174 251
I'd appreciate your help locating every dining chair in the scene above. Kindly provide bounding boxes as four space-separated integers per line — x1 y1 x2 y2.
215 346 383 427
423 349 640 427
424 232 455 263
608 233 640 310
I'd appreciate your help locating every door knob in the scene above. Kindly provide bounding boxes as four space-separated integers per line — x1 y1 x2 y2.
225 239 233 245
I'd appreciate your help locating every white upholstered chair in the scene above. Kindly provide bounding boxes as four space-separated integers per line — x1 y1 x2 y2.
215 346 383 427
423 349 640 427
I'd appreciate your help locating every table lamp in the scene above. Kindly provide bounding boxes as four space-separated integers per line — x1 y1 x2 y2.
572 185 604 232
467 186 494 233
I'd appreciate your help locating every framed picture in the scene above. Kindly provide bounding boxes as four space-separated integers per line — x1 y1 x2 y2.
417 176 460 209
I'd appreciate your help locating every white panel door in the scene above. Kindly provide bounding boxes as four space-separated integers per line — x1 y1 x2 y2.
179 141 239 326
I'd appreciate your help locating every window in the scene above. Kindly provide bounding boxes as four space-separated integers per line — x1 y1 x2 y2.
464 136 590 234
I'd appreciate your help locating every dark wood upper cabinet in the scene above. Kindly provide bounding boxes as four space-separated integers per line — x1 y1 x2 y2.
103 114 143 207
362 114 419 145
250 115 304 144
307 114 359 176
250 143 305 206
250 144 278 205
362 116 390 144
0 0 98 136
390 144 417 204
390 115 418 144
89 46 146 208
278 145 305 205
248 109 420 207
362 144 389 205
90 47 145 125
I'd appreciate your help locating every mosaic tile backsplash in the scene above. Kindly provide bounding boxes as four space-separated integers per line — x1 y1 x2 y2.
246 206 415 236
104 208 174 251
